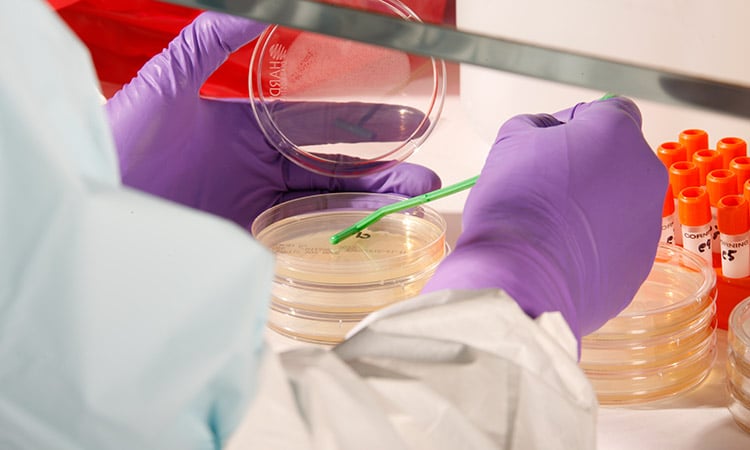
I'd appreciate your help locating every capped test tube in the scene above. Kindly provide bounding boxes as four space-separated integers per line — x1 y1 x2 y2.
669 161 701 246
693 149 723 186
717 195 750 279
657 142 687 169
669 161 701 193
717 137 747 169
679 186 713 264
707 169 738 204
707 169 739 258
680 129 709 162
661 184 675 245
731 156 750 193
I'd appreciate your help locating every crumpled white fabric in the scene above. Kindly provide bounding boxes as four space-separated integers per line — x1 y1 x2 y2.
1 2 273 449
229 289 597 450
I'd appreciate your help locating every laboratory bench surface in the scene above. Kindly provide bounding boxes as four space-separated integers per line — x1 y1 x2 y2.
266 327 750 449
595 328 750 450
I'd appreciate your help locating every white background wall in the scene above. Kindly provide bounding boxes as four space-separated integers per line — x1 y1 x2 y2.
408 0 750 245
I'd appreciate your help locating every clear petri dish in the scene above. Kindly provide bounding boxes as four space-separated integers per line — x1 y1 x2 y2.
248 0 446 177
580 243 718 405
581 305 715 369
252 192 447 344
588 244 717 339
585 335 717 405
727 296 750 433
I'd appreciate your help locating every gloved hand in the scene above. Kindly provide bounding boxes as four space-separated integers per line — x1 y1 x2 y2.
423 97 668 343
105 11 440 230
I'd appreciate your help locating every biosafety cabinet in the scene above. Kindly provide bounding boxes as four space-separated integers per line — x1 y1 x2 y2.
158 0 750 447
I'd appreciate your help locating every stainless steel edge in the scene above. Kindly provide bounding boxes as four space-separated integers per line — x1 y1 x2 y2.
161 0 750 119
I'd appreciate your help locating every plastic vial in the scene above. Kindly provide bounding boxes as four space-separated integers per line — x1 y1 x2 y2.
678 186 713 264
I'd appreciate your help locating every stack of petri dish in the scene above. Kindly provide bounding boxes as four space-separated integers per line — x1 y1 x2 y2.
252 192 448 344
580 243 718 405
727 297 750 432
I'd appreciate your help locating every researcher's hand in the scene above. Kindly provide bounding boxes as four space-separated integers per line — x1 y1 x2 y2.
105 12 440 229
423 97 668 343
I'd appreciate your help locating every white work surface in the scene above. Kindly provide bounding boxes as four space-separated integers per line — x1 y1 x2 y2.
594 329 750 450
266 324 750 449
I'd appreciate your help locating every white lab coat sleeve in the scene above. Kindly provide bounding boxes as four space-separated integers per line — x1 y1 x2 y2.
2 2 275 449
227 289 597 450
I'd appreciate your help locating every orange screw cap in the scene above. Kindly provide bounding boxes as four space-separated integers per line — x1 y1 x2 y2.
730 156 750 192
669 161 700 195
679 129 709 162
717 195 749 236
706 169 738 206
678 186 711 226
717 137 747 168
657 142 687 169
693 149 722 185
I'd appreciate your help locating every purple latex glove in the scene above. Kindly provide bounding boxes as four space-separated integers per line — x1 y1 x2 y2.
105 12 440 229
423 97 668 343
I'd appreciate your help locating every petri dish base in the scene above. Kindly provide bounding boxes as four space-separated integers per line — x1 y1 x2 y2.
580 243 718 405
728 296 750 433
252 192 447 344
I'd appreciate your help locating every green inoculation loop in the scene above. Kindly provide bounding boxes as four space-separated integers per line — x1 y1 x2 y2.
329 175 480 245
600 93 619 100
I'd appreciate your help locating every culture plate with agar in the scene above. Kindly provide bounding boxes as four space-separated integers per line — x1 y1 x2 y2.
728 297 750 433
251 193 447 344
580 243 717 405
248 0 446 177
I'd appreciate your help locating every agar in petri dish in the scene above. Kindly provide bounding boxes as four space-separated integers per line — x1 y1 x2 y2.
727 297 750 433
252 192 447 344
580 243 718 405
248 0 446 177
